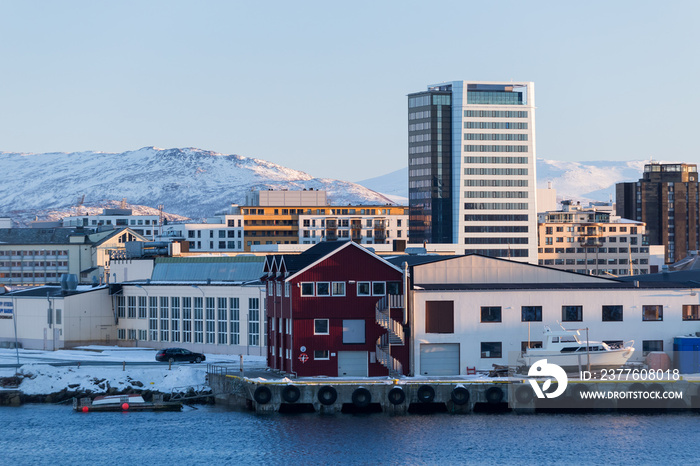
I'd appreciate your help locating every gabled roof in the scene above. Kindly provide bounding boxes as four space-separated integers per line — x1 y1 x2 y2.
274 240 404 281
90 227 148 246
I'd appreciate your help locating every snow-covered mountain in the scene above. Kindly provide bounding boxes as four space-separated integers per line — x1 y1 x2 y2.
0 147 396 226
357 167 408 205
357 159 669 205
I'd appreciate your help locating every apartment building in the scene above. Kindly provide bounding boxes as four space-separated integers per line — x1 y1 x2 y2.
538 202 649 276
408 81 537 262
616 162 700 263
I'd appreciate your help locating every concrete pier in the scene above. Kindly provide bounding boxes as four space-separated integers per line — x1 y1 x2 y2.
208 365 700 414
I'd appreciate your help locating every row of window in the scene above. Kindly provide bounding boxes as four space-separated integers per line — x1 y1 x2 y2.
540 247 646 254
464 179 528 187
464 226 529 233
409 145 431 155
464 134 528 141
409 134 431 143
479 340 664 358
463 203 529 210
540 258 648 265
408 122 431 132
117 295 261 346
464 110 528 118
426 303 699 336
464 156 528 164
0 250 68 257
298 281 400 297
465 122 528 129
463 249 529 257
464 237 528 245
464 191 528 199
464 214 529 222
409 110 431 120
464 168 528 176
464 145 528 152
477 304 697 323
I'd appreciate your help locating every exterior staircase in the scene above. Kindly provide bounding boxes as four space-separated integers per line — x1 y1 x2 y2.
375 295 404 377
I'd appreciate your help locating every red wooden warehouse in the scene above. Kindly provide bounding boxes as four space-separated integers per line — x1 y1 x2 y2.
263 241 408 377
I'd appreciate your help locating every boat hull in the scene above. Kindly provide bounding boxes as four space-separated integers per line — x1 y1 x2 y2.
520 347 634 372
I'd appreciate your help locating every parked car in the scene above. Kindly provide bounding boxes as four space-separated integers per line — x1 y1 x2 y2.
156 348 206 363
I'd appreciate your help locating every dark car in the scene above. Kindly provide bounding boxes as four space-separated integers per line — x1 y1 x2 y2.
156 348 206 363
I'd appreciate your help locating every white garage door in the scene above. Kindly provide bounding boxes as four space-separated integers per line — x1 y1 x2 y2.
420 343 460 376
338 351 368 377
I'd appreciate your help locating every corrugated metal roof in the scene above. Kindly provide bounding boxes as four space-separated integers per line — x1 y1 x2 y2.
151 256 265 282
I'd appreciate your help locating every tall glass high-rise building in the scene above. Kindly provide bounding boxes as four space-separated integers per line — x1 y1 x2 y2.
408 81 537 262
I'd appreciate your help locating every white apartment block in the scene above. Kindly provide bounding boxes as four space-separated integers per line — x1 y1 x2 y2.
297 207 408 245
161 214 245 253
62 209 161 240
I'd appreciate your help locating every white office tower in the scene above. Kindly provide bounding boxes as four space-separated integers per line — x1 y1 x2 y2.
408 81 537 263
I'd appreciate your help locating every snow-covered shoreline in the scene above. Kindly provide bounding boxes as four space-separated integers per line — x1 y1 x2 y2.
0 346 266 402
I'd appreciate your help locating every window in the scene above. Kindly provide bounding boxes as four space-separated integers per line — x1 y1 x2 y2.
149 296 158 341
602 305 623 322
314 350 330 360
229 297 240 345
521 341 542 351
342 320 365 344
248 298 260 346
521 306 542 322
425 301 454 333
314 319 329 335
55 309 62 325
276 282 282 297
316 282 330 296
284 282 290 297
642 305 663 321
372 282 386 296
332 282 345 296
117 296 125 318
357 282 371 296
683 305 700 321
118 329 126 340
481 342 502 358
481 306 502 323
642 340 663 356
138 296 147 319
300 282 314 296
387 282 401 295
562 305 583 322
127 296 136 318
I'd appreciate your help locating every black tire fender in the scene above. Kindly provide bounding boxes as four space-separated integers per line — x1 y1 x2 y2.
387 387 405 405
253 386 272 405
451 386 470 405
281 385 301 403
485 386 504 404
317 386 337 406
417 385 435 403
515 384 534 404
351 387 372 408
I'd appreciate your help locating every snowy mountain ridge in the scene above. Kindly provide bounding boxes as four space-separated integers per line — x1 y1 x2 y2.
0 147 395 226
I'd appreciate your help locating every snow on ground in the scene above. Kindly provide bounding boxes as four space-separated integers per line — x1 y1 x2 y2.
0 346 266 395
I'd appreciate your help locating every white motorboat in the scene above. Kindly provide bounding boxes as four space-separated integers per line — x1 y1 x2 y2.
519 325 635 371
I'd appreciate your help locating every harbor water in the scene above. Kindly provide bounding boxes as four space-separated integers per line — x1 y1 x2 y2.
1 404 697 465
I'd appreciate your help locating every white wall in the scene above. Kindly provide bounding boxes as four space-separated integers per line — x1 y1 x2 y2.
118 284 265 355
412 287 700 374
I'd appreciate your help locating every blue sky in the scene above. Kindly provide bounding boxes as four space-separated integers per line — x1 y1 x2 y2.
1 1 698 181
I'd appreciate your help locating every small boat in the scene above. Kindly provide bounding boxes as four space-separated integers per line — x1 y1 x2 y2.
73 394 182 412
518 325 635 372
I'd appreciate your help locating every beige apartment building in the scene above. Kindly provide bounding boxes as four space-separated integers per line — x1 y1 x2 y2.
537 202 649 277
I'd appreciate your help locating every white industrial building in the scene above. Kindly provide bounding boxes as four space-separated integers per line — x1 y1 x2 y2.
116 256 266 356
0 283 114 350
389 254 700 376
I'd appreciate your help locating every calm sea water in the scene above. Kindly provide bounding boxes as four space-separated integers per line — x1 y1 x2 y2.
1 404 696 465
